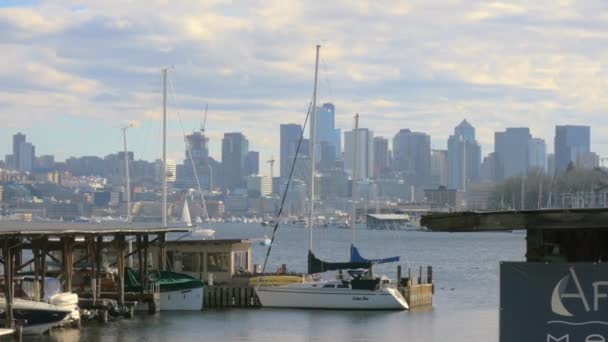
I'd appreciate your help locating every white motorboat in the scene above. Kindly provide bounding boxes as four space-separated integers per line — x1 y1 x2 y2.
257 273 408 310
0 297 72 335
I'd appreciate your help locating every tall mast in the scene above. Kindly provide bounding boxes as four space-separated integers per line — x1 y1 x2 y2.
309 44 320 252
122 125 132 223
351 113 359 243
162 68 168 227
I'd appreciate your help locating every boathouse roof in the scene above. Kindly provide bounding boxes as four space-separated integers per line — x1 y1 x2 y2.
0 221 190 237
421 208 608 232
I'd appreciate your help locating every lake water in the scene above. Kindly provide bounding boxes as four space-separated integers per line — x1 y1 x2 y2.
27 224 525 342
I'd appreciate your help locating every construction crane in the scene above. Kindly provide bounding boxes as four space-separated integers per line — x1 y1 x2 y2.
267 157 275 194
200 103 208 132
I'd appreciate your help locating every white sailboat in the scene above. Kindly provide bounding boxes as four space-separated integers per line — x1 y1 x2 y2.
256 46 408 310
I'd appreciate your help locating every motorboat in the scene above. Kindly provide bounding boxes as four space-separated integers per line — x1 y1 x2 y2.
0 297 72 335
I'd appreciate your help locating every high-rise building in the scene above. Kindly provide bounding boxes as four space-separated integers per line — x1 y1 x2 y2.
373 137 389 178
481 153 497 181
36 155 55 170
245 151 259 175
547 153 555 176
528 138 547 172
447 120 481 190
392 129 431 187
318 141 336 171
222 132 249 190
344 128 374 180
280 124 303 178
431 149 448 187
554 125 591 173
18 142 35 172
246 174 272 197
314 103 341 159
12 133 25 170
494 128 531 180
181 129 211 189
156 159 176 183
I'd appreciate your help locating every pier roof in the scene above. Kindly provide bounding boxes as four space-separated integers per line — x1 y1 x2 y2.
0 221 190 237
421 208 608 232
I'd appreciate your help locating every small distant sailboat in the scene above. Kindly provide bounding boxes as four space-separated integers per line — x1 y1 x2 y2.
182 198 215 238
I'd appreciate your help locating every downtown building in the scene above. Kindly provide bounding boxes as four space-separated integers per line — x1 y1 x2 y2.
447 120 481 191
494 127 546 180
392 129 431 188
554 125 592 173
221 132 249 191
280 124 303 178
344 128 374 180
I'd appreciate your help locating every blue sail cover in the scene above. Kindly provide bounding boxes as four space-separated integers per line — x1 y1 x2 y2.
350 245 400 264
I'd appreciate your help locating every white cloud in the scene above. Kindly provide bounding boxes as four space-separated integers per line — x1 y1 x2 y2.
0 0 607 170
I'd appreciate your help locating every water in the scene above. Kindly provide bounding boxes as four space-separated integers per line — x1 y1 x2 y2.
30 224 525 342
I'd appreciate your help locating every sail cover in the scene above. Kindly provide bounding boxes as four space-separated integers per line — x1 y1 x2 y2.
350 245 399 264
308 250 371 274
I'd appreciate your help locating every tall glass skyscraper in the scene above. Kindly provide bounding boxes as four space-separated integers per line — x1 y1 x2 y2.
554 125 590 173
447 120 481 190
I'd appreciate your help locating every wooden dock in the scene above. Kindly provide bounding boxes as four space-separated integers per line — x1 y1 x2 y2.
204 286 260 308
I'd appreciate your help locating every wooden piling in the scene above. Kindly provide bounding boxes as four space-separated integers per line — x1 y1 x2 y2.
61 237 74 292
2 239 13 328
115 234 126 306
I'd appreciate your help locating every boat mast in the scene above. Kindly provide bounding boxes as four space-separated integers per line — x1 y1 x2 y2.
122 125 132 223
309 44 320 252
351 113 359 243
162 68 168 227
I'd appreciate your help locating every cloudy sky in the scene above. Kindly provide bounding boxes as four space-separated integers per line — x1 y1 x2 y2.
2 0 608 173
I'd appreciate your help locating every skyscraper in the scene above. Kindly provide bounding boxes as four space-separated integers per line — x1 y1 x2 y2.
494 128 531 180
18 142 35 172
245 151 259 175
447 120 481 190
181 129 211 188
344 128 374 180
12 132 25 170
314 103 340 159
392 129 431 187
528 138 547 172
431 149 448 187
221 133 249 190
280 124 302 178
373 137 389 178
554 125 591 173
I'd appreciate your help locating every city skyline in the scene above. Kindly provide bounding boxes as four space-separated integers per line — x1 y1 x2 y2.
2 2 608 171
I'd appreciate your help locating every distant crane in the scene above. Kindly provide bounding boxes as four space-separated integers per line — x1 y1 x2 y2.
267 157 275 194
200 103 208 132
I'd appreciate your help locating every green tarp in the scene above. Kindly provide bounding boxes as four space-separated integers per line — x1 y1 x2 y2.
124 268 205 292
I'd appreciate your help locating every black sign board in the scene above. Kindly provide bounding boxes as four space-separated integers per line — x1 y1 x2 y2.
501 262 608 341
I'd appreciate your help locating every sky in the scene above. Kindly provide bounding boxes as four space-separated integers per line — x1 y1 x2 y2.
1 0 608 174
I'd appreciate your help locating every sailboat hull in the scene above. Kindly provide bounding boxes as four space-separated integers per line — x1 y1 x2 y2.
256 284 408 310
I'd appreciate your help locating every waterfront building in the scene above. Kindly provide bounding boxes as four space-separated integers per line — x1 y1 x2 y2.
392 129 431 187
344 128 374 180
373 137 389 178
447 120 481 190
431 149 448 187
494 127 531 180
221 132 249 191
554 125 591 172
317 141 336 171
280 124 303 178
